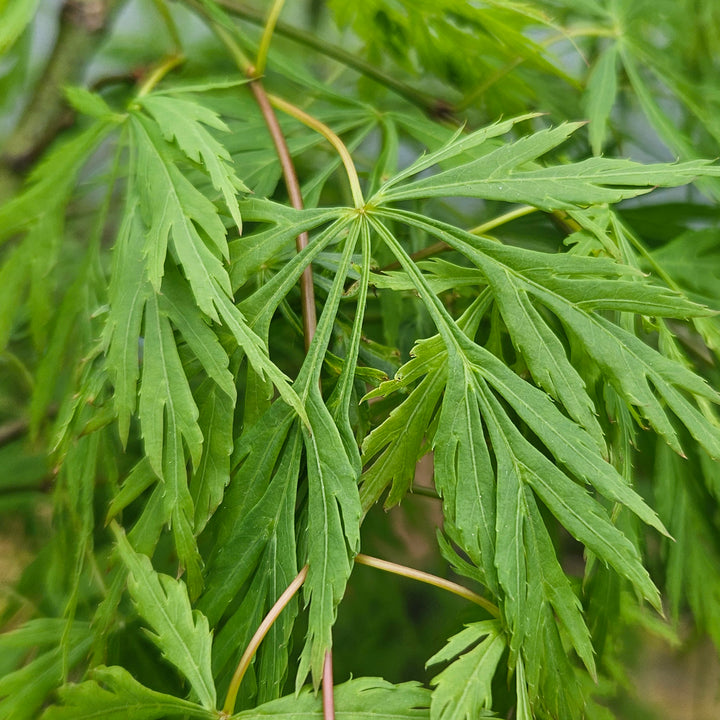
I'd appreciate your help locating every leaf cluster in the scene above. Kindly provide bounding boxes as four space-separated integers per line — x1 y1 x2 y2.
1 1 720 719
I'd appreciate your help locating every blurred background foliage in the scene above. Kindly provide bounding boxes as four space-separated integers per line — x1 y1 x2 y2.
1 1 720 718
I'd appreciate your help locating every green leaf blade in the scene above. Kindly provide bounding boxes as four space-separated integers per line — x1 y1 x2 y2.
41 666 215 720
298 391 362 688
584 44 619 155
139 94 248 232
427 620 506 720
233 677 430 719
112 526 217 710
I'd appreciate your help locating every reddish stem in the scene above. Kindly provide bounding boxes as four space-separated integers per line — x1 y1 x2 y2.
322 649 335 720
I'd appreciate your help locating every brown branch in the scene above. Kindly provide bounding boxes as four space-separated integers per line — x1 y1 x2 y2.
1 0 119 179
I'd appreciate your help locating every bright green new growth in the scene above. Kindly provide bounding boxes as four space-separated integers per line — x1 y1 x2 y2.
1 1 720 719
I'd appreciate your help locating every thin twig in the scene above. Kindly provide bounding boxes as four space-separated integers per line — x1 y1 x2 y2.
355 553 499 617
255 0 286 76
467 205 537 236
136 54 185 98
268 93 365 209
222 564 309 715
410 483 441 499
322 649 335 720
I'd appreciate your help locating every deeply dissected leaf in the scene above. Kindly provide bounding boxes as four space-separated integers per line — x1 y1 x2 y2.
0 121 113 244
203 417 301 701
112 526 217 710
189 379 235 533
379 209 720 460
298 390 361 686
104 196 151 446
4 5 720 720
374 121 720 210
123 114 307 425
139 292 203 477
138 93 249 231
369 215 667 531
655 441 720 649
228 200 341 290
365 215 668 716
129 113 230 305
487 389 659 608
295 222 364 687
232 677 430 719
41 665 215 720
0 627 92 720
137 291 204 591
199 403 298 623
434 358 497 594
427 620 505 720
158 266 236 401
361 365 443 510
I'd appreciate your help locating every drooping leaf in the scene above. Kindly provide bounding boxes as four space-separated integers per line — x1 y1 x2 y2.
189 379 235 534
158 266 236 401
295 223 363 688
208 429 301 704
374 121 720 210
112 525 217 710
427 620 505 720
129 113 230 305
0 628 92 720
41 665 215 720
655 440 720 649
232 677 430 719
382 209 720 461
297 389 361 687
488 388 660 608
197 405 300 705
139 292 203 475
104 195 151 446
584 43 619 155
138 93 249 231
434 358 497 593
0 121 113 244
